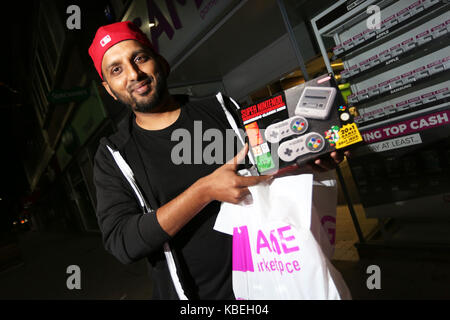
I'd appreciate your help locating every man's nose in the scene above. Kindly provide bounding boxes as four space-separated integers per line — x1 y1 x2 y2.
126 60 143 81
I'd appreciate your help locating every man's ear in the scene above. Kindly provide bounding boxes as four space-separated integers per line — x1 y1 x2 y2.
102 81 118 100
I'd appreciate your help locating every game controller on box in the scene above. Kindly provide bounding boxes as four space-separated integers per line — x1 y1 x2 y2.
238 74 363 175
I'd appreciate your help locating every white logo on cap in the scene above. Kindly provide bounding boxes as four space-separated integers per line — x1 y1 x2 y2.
100 35 111 47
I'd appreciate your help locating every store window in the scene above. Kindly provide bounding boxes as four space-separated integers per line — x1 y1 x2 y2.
32 72 49 118
38 12 58 67
35 54 50 94
31 84 45 125
38 0 65 74
36 41 54 90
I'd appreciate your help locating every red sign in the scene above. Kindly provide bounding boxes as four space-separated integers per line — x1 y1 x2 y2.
240 95 285 122
361 110 450 143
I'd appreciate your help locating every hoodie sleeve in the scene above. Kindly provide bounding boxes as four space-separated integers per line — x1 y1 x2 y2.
93 141 171 264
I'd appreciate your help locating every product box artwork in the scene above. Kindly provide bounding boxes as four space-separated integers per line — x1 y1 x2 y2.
239 74 363 175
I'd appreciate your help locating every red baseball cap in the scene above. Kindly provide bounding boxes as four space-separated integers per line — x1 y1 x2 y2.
88 21 168 80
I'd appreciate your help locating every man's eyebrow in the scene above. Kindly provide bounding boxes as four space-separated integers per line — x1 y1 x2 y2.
105 60 121 71
132 48 153 57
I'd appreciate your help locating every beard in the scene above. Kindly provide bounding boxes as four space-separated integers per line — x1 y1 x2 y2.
111 70 168 114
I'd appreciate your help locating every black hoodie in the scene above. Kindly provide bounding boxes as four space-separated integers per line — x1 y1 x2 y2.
93 95 243 299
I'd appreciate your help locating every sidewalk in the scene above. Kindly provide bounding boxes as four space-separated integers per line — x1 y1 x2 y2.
0 230 152 300
331 205 450 300
332 255 450 300
2 224 450 300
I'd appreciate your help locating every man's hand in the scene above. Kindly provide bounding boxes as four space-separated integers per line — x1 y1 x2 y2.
273 150 351 178
156 143 272 237
310 150 351 172
202 143 273 204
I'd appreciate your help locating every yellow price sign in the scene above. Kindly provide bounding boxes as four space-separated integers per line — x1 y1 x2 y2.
336 123 363 149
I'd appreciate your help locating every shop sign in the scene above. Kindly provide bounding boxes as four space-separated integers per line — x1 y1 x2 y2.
361 110 450 144
366 133 422 153
122 0 239 64
47 87 90 104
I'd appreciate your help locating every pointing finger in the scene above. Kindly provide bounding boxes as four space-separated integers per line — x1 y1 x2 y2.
227 143 249 168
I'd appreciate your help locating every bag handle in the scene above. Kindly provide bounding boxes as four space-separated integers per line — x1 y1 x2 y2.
106 145 188 300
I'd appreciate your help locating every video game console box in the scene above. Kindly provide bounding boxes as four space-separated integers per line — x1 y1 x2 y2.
238 74 363 175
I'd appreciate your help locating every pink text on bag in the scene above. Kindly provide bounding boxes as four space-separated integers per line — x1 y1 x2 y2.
233 225 302 276
232 226 254 272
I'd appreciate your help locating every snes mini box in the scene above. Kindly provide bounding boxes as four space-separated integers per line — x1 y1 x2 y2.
238 74 363 175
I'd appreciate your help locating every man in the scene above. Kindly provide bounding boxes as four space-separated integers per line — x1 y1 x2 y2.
90 21 347 300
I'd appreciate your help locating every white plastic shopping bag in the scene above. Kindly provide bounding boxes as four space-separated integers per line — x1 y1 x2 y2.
214 173 351 300
310 170 339 260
